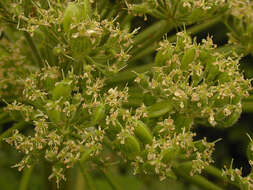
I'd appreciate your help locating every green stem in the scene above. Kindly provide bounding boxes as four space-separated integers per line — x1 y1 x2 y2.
215 44 245 56
78 162 96 190
0 121 27 141
173 164 224 190
242 101 253 113
0 112 9 125
204 165 227 181
133 20 169 46
101 169 122 190
24 31 43 67
19 165 34 190
204 165 241 189
242 95 253 112
130 15 223 62
120 15 134 29
106 63 154 85
131 21 173 56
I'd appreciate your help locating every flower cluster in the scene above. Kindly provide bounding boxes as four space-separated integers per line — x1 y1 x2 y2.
135 32 251 128
1 0 253 189
4 65 129 185
226 0 253 55
124 0 227 24
0 33 32 101
222 161 253 190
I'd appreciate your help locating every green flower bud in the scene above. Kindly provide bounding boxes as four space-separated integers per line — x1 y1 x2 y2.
80 147 96 163
134 121 153 145
121 135 141 159
46 100 61 123
63 1 92 56
45 150 57 162
63 1 91 34
147 101 172 118
181 48 195 70
72 93 83 105
217 72 231 83
104 120 122 140
204 56 220 82
194 140 208 152
166 170 177 180
41 68 60 92
162 147 179 163
216 106 242 128
91 104 105 125
53 45 64 55
155 48 173 66
173 114 193 133
52 80 72 101
71 37 92 56
152 125 164 137
143 94 156 106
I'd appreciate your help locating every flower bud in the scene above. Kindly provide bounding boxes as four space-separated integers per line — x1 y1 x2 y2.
121 135 141 159
52 79 72 101
161 147 179 163
154 48 173 66
147 101 172 118
63 1 92 56
215 106 242 128
91 104 105 126
105 120 122 140
181 48 195 70
173 114 193 133
46 100 61 123
166 170 177 180
205 59 220 82
41 67 60 92
134 121 153 145
80 147 95 163
53 45 64 55
63 1 91 34
152 125 164 137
